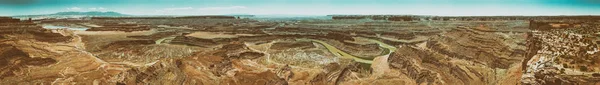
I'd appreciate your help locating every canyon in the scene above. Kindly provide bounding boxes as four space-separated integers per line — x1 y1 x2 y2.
0 15 599 85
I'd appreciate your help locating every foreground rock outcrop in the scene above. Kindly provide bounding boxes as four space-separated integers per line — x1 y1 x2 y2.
521 20 600 84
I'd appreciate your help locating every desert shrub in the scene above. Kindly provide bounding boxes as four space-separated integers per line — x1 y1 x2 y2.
580 66 588 71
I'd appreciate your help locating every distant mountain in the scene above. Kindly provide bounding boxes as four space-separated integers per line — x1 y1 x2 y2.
12 11 130 19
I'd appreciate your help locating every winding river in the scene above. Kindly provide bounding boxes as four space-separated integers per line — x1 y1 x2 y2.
299 38 397 64
42 25 89 31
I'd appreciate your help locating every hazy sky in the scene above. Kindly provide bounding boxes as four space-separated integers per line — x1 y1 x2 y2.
1 0 600 16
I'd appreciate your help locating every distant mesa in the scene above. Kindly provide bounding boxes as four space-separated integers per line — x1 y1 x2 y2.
51 11 128 16
328 15 600 21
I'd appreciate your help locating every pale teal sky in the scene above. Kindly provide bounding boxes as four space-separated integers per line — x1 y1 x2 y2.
0 0 599 16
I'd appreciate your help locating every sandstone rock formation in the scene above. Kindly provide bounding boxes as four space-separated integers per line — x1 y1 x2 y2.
521 20 600 84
